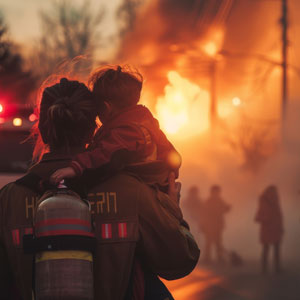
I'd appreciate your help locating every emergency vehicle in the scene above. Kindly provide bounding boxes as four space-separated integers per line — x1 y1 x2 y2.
0 101 36 172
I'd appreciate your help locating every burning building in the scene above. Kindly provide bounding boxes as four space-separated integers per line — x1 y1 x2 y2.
116 0 300 263
116 0 300 139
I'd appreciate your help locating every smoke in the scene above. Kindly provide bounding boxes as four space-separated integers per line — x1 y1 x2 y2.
117 0 234 101
116 0 300 263
177 102 300 262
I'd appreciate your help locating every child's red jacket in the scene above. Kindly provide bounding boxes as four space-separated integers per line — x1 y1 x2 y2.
71 105 181 182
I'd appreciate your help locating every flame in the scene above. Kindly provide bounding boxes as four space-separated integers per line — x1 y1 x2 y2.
232 97 241 106
202 28 224 57
162 267 223 300
203 42 218 57
155 71 210 139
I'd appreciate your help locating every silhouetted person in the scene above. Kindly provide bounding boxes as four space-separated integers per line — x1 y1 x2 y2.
255 185 284 273
202 185 231 263
183 186 203 229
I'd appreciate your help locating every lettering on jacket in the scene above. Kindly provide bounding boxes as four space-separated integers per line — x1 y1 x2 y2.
25 196 39 219
87 192 117 214
25 192 118 219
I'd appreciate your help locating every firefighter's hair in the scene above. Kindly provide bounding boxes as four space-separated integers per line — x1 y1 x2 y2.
88 65 143 109
32 78 97 161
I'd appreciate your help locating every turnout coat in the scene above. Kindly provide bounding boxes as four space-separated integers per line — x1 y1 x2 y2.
0 152 199 300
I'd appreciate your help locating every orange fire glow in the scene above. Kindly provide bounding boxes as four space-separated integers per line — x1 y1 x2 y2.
162 267 223 300
203 42 218 57
155 71 210 139
232 97 241 106
202 29 224 57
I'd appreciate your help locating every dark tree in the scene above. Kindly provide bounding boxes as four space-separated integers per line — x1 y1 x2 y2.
117 0 145 37
30 0 104 82
225 115 278 173
0 13 37 104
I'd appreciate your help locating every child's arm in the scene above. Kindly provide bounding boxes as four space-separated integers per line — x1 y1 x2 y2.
50 126 148 184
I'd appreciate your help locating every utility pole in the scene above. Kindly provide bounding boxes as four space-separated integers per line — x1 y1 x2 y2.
281 0 288 121
210 60 217 132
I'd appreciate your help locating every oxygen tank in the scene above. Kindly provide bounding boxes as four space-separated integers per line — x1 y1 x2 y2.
34 183 94 300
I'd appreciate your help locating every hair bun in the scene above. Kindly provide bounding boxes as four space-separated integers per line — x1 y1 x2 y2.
60 77 69 85
47 96 72 126
54 96 70 108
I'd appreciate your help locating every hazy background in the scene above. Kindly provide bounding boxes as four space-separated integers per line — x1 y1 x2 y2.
0 0 299 265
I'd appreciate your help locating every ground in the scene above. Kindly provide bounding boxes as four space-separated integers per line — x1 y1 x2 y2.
163 261 300 300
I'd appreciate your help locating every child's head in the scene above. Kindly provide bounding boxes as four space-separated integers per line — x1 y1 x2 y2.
89 65 143 118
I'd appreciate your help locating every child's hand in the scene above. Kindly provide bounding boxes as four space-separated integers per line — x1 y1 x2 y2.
50 167 76 185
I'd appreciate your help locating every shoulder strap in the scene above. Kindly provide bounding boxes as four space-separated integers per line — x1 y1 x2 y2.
15 173 44 194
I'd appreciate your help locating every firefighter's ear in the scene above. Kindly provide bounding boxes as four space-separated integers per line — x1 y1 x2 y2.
98 101 112 123
103 101 113 114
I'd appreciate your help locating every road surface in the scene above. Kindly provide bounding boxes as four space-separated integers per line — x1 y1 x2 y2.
163 261 300 300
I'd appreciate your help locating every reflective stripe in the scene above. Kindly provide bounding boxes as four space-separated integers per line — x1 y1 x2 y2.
25 227 33 234
101 223 112 239
12 229 20 245
36 229 95 238
35 218 91 228
118 223 127 238
35 250 93 263
36 224 91 233
35 218 93 237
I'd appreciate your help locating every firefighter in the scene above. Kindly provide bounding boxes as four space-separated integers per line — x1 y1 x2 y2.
0 78 200 299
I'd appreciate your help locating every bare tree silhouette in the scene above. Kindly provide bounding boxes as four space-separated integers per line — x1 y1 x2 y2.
30 0 104 82
225 115 278 172
0 12 37 104
117 0 145 37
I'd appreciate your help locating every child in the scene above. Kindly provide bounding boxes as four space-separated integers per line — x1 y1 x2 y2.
50 65 181 190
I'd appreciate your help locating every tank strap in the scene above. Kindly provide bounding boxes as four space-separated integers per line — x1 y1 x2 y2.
23 235 96 254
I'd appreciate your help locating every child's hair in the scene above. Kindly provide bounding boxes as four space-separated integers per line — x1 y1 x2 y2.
88 65 143 109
